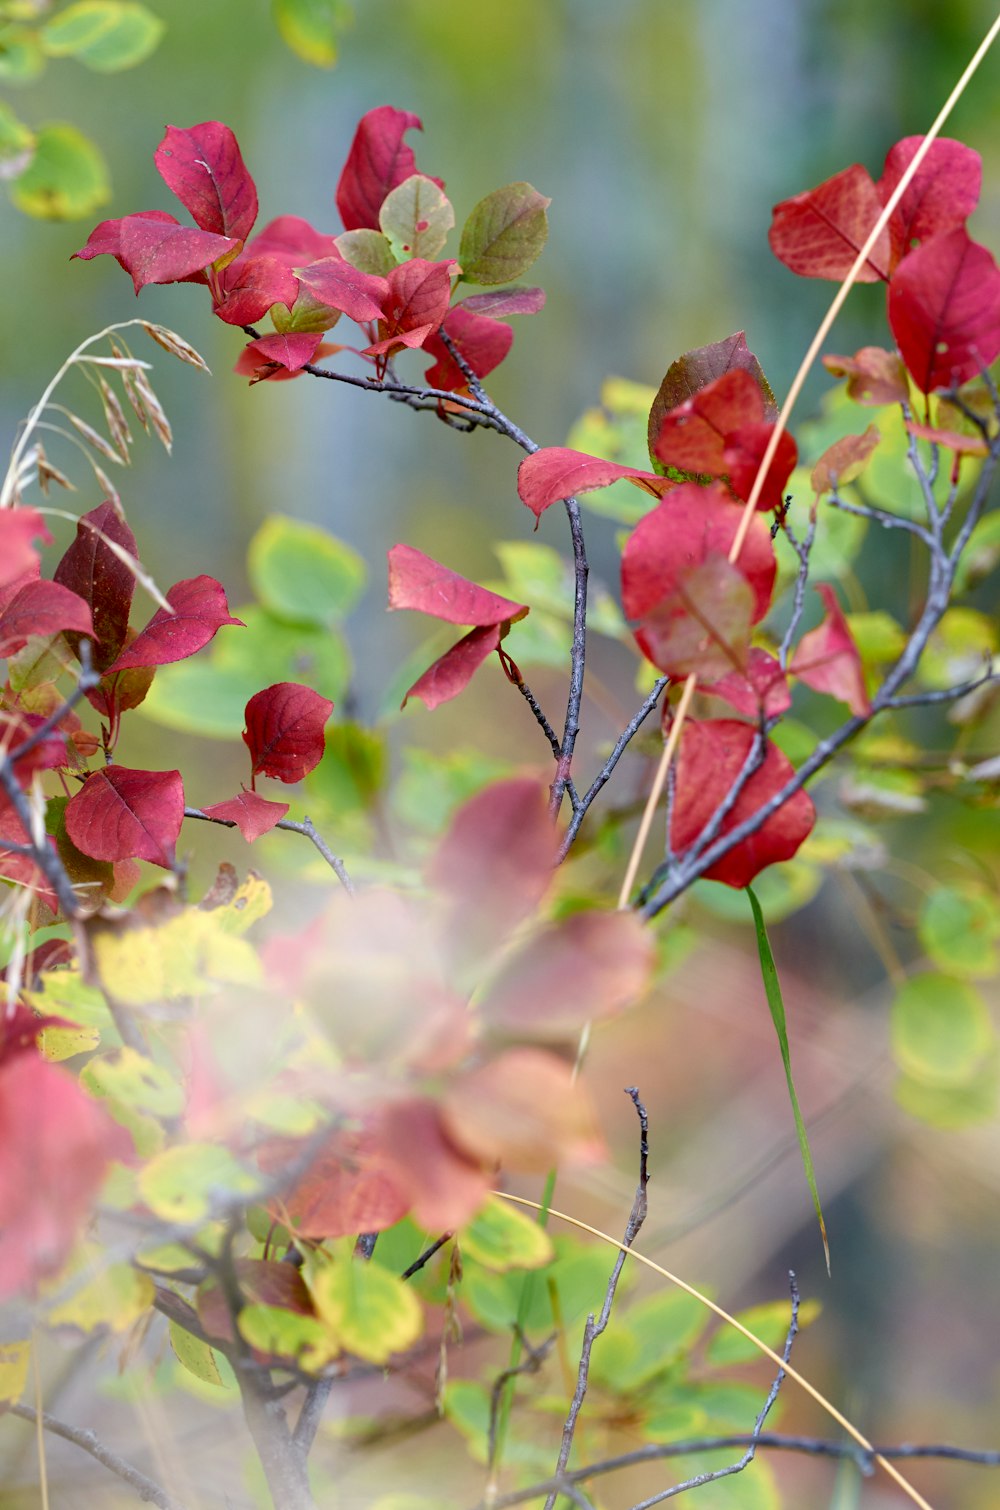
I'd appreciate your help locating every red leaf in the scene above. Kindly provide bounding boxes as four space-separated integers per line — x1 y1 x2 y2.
85 650 156 728
213 254 299 326
810 425 882 493
377 1098 489 1231
243 332 323 373
294 255 388 323
202 788 290 842
479 910 654 1040
442 1048 605 1173
516 448 670 522
822 347 910 406
647 333 777 464
904 420 988 457
242 682 333 784
621 481 776 628
631 555 755 682
427 777 557 969
244 214 339 266
423 305 513 391
388 543 527 627
458 286 546 318
365 258 454 357
722 422 798 511
877 137 981 254
653 368 766 477
234 341 341 384
769 163 898 282
403 623 502 710
887 228 1000 393
0 578 92 659
0 510 50 591
263 1124 409 1240
336 107 438 233
52 501 138 669
107 576 243 672
790 584 871 716
154 122 258 243
65 766 184 867
0 798 58 914
702 649 792 719
0 1051 118 1298
671 720 816 888
72 211 237 293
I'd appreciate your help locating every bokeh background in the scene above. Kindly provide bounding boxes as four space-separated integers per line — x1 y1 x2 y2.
3 1 1000 1506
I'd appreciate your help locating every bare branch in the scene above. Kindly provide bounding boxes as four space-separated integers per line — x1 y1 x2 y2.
184 807 354 895
8 1403 189 1510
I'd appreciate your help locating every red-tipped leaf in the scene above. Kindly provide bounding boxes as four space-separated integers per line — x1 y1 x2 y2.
790 585 870 715
517 448 670 522
388 544 527 627
0 578 93 660
336 107 438 233
202 788 290 842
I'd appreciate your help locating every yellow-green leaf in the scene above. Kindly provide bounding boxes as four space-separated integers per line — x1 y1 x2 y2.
919 885 1000 978
0 101 35 177
0 1339 30 1405
138 1144 258 1224
459 182 550 286
41 1 164 72
706 1297 821 1367
91 908 260 1004
459 1195 554 1272
307 1253 422 1364
38 1021 100 1060
272 0 352 67
46 1257 153 1333
380 173 454 261
10 122 109 220
247 514 366 628
892 973 994 1088
0 24 46 82
238 1304 339 1372
169 1321 224 1386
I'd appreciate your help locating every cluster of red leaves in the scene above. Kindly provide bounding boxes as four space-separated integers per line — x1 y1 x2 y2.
261 777 653 1233
0 504 332 906
75 109 546 391
770 136 1000 393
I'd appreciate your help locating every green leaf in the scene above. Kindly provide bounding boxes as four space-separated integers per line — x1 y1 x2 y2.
593 1289 710 1391
846 610 906 666
380 172 454 261
238 1304 339 1371
214 604 352 700
169 1321 225 1386
81 1047 184 1118
918 885 1000 978
459 1195 554 1272
271 0 351 67
891 972 994 1088
895 1054 1000 1128
248 514 366 627
492 540 626 639
747 886 830 1274
335 228 398 276
0 101 34 176
706 1297 821 1367
10 121 109 219
0 24 46 81
306 1252 423 1364
459 182 550 285
305 722 387 814
0 1339 30 1405
41 1 164 71
138 1144 258 1224
391 746 511 834
918 607 997 689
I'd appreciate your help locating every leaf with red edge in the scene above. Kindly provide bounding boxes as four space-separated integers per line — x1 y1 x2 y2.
377 1098 490 1231
0 579 92 660
202 788 289 842
107 577 243 672
479 910 653 1040
516 448 670 523
263 1124 409 1240
65 766 184 868
52 501 138 669
723 423 798 512
365 257 454 357
702 649 791 719
442 1048 604 1173
402 623 503 710
72 212 238 293
245 214 339 267
243 332 324 374
243 682 333 784
632 555 755 681
294 256 388 323
154 122 258 243
769 163 899 282
790 585 871 715
197 1259 315 1346
85 650 156 728
823 347 909 406
0 511 50 591
387 544 527 627
653 368 767 478
877 137 981 254
647 333 777 469
621 482 776 629
671 720 816 889
0 1051 119 1298
423 306 513 392
458 286 546 318
427 777 557 971
811 425 881 493
337 107 439 233
904 420 988 457
213 255 299 326
887 228 1000 394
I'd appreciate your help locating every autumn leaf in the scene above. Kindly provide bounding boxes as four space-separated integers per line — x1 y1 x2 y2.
242 682 333 784
65 766 184 867
154 121 258 243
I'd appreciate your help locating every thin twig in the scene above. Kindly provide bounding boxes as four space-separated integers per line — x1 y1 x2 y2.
8 1403 189 1510
558 678 669 860
401 1232 453 1280
184 807 354 894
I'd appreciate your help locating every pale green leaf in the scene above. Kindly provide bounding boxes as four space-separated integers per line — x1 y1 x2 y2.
380 172 454 261
138 1144 258 1224
41 1 164 71
169 1321 225 1386
272 0 351 67
892 973 994 1088
248 514 366 627
10 122 109 219
459 182 550 285
706 1297 821 1366
459 1195 554 1272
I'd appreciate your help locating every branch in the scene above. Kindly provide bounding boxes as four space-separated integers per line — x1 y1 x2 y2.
8 1403 189 1510
506 667 581 813
184 808 354 895
542 1088 650 1510
558 679 669 860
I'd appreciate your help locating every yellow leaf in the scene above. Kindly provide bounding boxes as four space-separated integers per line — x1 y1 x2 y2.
306 1253 422 1364
0 1339 31 1405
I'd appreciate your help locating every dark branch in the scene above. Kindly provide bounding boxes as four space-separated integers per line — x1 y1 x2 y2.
184 807 354 894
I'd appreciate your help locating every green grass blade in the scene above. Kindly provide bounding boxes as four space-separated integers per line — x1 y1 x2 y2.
746 885 831 1274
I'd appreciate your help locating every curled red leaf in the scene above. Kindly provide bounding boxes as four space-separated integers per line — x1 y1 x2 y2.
517 448 670 522
387 543 527 627
72 211 237 293
202 788 290 842
107 577 243 672
243 682 333 784
213 254 299 326
336 107 440 233
402 623 503 710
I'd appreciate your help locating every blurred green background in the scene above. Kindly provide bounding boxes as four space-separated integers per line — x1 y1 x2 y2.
3 2 1000 1506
